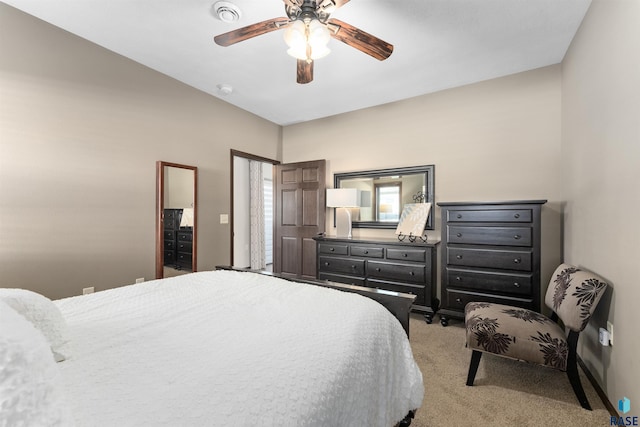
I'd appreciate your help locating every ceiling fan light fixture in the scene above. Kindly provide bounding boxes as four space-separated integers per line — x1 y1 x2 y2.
213 1 241 23
284 19 331 61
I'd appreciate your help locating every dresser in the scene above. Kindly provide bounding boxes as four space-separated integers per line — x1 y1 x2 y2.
437 200 546 326
163 208 193 270
314 236 440 323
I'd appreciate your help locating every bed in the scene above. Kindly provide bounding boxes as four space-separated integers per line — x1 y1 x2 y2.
0 270 424 426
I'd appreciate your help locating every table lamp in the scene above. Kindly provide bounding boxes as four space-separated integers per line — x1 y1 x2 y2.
326 188 360 238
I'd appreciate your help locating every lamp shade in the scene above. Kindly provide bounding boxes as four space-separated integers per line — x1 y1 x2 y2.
326 188 360 208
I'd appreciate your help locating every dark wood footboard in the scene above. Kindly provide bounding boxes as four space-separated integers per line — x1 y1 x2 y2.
215 266 417 337
397 409 416 427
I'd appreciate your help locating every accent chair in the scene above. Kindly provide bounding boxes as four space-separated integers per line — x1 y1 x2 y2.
464 263 608 410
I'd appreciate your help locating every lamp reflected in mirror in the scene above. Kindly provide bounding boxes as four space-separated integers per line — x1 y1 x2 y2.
156 161 198 279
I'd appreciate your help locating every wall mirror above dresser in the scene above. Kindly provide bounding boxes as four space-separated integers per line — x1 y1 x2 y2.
155 161 198 279
334 165 435 230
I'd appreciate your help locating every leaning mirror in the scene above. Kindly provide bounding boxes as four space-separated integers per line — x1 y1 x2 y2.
334 165 435 230
156 161 198 279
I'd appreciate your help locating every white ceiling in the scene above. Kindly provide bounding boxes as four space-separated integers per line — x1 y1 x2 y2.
5 0 591 126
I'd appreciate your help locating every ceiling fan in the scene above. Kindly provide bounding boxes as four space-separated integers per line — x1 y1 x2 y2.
214 0 393 84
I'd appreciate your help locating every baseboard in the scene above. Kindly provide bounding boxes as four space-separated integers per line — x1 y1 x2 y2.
577 356 618 416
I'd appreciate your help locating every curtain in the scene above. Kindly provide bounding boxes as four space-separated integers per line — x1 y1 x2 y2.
249 161 266 270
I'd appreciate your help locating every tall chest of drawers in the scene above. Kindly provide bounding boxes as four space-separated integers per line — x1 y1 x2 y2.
437 200 546 326
314 236 440 323
163 208 193 271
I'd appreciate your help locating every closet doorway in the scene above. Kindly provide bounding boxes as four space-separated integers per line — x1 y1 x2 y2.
230 150 279 271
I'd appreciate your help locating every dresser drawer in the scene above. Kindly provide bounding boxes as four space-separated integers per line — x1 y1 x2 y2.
350 245 384 258
318 256 365 276
445 268 532 296
176 253 192 268
177 241 192 253
446 209 532 223
368 261 425 283
445 289 534 312
446 226 532 246
386 248 426 262
367 279 425 305
319 272 365 286
446 247 532 271
177 231 192 242
318 243 349 255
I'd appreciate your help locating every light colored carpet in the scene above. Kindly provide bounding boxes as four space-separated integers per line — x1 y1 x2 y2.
407 314 610 427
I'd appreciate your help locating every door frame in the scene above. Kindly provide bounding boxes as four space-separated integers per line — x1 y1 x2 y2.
229 150 279 267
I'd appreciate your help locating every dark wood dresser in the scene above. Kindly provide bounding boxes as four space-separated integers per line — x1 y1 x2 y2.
437 200 546 326
313 236 440 323
163 208 193 270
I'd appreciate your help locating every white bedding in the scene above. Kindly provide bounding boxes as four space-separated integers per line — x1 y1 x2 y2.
54 270 424 426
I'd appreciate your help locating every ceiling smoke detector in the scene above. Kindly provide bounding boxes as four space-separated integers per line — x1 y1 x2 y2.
216 84 233 96
213 2 241 23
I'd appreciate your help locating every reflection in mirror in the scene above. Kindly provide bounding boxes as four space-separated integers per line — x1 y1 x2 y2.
156 161 197 279
334 165 435 230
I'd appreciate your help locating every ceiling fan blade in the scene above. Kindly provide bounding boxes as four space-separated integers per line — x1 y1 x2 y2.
297 59 314 84
327 18 393 61
214 17 290 47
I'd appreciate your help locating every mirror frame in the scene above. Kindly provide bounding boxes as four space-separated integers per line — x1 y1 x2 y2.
333 164 435 230
155 161 198 279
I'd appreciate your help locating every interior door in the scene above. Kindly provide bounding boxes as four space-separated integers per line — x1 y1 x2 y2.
274 160 326 279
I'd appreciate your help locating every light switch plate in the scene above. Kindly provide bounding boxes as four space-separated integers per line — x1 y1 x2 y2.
220 214 229 224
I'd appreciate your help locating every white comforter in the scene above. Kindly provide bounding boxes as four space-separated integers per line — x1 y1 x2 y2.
55 270 424 427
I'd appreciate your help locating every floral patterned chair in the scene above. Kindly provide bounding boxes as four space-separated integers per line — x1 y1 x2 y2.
464 263 608 410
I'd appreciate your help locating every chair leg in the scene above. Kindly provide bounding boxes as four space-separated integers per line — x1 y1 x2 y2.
466 350 482 386
567 331 592 410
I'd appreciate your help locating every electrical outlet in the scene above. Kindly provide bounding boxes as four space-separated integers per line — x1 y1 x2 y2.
135 277 144 284
82 287 94 295
607 321 614 346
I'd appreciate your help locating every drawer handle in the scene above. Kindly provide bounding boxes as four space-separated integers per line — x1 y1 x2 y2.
456 214 462 219
456 255 463 260
514 213 520 219
350 265 356 269
456 233 462 238
455 276 462 281
376 267 381 272
330 247 335 252
324 262 330 266
410 271 415 276
456 298 462 303
513 258 521 264
364 250 369 254
514 234 521 240
513 282 521 288
403 253 408 257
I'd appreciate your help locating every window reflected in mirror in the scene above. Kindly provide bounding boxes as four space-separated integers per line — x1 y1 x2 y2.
375 183 401 221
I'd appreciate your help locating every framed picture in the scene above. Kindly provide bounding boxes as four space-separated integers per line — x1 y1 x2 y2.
395 203 432 236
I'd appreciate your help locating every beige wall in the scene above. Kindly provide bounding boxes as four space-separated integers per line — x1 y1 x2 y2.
283 65 564 297
0 4 281 299
562 0 640 409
